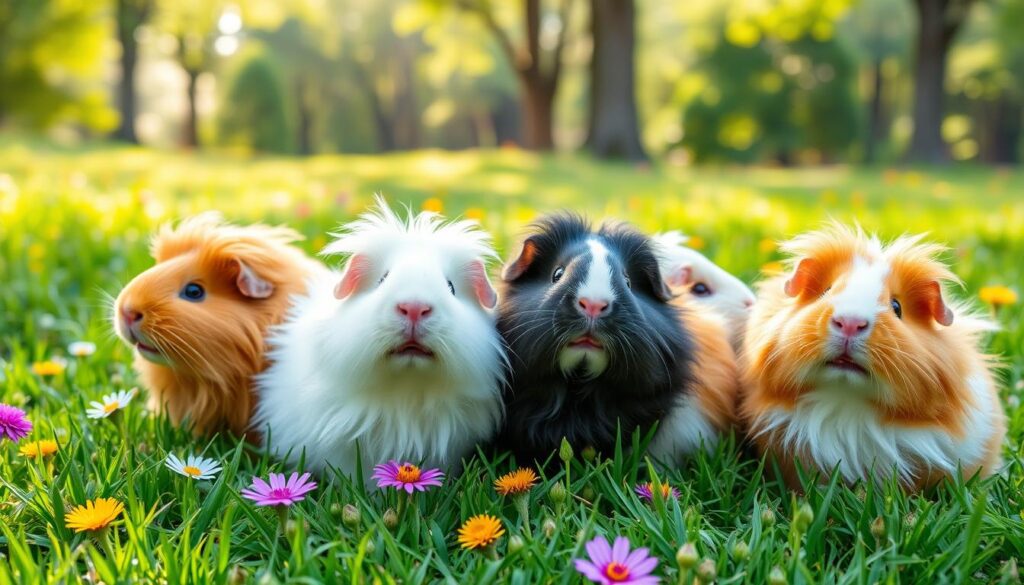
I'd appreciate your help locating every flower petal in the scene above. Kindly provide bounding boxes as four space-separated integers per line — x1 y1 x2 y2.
611 536 631 563
586 536 612 567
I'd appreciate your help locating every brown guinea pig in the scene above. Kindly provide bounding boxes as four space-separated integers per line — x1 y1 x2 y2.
741 223 1005 490
113 213 326 438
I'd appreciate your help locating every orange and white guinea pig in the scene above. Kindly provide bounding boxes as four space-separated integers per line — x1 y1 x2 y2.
741 223 1005 489
113 213 327 438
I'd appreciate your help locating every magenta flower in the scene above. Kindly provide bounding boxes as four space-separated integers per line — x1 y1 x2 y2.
634 482 680 502
240 472 317 507
574 536 660 585
371 461 444 493
0 404 32 443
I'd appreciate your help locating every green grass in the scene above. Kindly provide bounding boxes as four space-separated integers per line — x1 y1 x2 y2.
1 143 1023 583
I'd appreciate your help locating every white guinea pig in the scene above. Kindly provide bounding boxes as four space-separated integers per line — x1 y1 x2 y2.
650 231 755 349
255 197 505 479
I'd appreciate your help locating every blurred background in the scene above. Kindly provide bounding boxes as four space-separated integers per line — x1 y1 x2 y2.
1 0 1021 166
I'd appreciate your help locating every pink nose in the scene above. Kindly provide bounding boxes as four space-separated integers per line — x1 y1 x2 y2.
120 306 143 326
578 297 610 319
831 315 869 337
397 302 432 325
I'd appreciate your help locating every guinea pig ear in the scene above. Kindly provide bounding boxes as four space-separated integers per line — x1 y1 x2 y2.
235 261 274 299
666 265 693 288
334 254 371 299
784 258 821 297
502 237 540 282
466 260 498 309
923 280 955 326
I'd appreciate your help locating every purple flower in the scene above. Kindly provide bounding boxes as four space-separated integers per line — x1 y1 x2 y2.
634 482 680 502
240 472 317 507
0 404 32 443
371 461 444 494
574 536 660 585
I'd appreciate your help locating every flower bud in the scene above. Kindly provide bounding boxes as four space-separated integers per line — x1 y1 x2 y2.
731 540 750 562
364 540 376 555
330 503 343 516
549 481 567 505
581 446 597 462
676 543 698 569
696 559 717 583
383 508 398 530
228 565 248 585
542 518 557 538
256 571 280 585
1002 558 1019 582
581 486 595 502
508 534 526 554
342 504 361 528
793 503 814 534
559 438 573 463
285 519 299 539
760 507 776 528
870 516 885 541
768 566 787 585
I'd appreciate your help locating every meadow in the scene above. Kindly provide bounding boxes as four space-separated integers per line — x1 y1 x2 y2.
0 142 1023 583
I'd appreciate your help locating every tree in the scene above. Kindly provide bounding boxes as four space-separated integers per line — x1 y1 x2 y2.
219 52 293 153
113 0 154 143
585 0 646 160
906 0 978 163
452 0 574 150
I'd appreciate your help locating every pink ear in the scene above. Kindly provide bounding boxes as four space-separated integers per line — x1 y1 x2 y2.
667 265 693 288
236 261 274 299
467 260 498 309
926 280 954 326
784 258 821 298
335 254 371 299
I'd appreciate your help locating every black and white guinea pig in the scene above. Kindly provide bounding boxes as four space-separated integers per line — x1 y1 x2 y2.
495 213 696 463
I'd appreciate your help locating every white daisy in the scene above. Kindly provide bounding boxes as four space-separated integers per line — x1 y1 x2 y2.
68 341 97 358
86 388 137 419
164 454 222 481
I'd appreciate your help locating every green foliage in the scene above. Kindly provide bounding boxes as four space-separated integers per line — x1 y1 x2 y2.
1 145 1023 581
218 52 294 154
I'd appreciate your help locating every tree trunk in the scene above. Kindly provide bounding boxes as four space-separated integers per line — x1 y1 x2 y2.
585 0 646 161
295 77 313 155
182 68 200 149
977 94 1022 164
114 0 145 144
522 79 555 150
907 0 973 164
865 57 885 164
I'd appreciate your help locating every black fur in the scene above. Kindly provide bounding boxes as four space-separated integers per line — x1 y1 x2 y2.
495 213 696 464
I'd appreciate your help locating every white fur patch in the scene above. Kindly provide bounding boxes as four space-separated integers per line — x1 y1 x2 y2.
577 239 616 304
648 395 719 460
830 256 889 322
558 346 609 378
754 371 997 484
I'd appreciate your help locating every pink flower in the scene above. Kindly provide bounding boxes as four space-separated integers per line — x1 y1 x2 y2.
371 461 444 494
634 482 680 502
240 472 317 507
0 404 32 443
574 536 660 584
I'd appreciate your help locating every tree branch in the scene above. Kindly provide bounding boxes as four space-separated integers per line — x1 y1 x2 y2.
455 0 526 74
547 0 574 84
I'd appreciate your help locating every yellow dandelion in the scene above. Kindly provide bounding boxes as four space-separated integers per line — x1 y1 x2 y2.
464 207 485 221
32 361 65 377
19 440 58 458
494 468 539 496
64 498 124 533
980 286 1018 307
758 238 776 254
422 197 444 213
687 235 705 250
761 261 785 276
458 514 505 550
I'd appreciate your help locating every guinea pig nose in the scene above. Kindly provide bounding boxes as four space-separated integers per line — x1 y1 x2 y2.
831 315 869 337
121 306 143 326
578 297 611 319
744 299 755 308
397 302 432 324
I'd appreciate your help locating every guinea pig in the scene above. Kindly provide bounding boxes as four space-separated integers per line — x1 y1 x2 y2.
650 231 755 350
741 223 1005 490
113 213 327 437
255 198 504 478
494 213 697 464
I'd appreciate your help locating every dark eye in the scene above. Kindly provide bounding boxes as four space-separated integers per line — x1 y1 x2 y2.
552 266 565 283
447 280 455 295
692 282 711 297
180 282 205 302
378 271 389 286
891 298 902 319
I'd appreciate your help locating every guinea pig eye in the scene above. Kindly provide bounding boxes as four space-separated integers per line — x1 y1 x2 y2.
891 298 902 319
447 279 455 296
552 266 565 283
378 271 389 286
692 282 711 297
180 282 205 302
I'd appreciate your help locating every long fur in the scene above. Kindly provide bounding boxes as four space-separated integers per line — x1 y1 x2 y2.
255 198 505 478
741 222 1005 488
114 213 326 437
495 214 696 463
